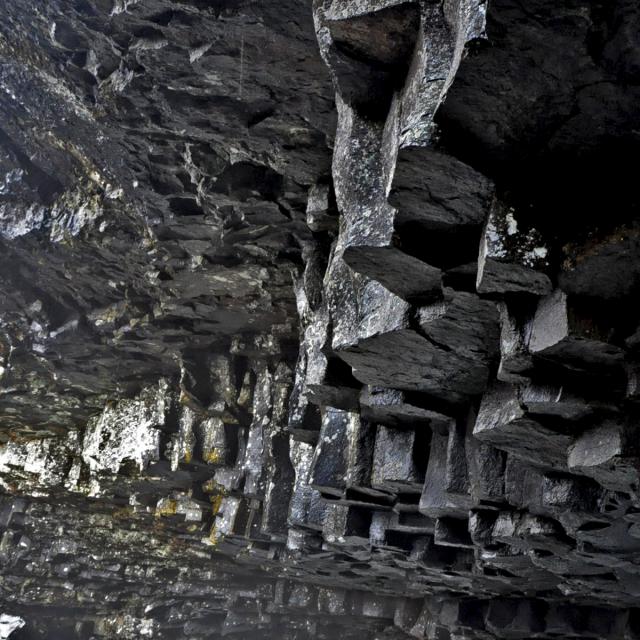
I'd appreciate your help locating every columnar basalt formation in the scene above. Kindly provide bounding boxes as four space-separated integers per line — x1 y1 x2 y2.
1 0 640 639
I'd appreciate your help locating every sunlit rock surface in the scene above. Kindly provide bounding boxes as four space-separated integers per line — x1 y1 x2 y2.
2 0 640 639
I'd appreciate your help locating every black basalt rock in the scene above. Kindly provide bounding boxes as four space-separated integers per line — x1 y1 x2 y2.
1 0 640 639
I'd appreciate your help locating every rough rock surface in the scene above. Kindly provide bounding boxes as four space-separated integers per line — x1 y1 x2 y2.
1 0 640 639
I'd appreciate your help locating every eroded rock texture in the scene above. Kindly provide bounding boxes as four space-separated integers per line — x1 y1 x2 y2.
1 0 640 638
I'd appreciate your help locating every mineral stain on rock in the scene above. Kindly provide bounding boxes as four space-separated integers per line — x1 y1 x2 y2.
1 0 640 639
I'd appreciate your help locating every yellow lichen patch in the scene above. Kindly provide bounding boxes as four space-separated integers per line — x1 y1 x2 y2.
204 448 222 465
210 494 224 516
112 506 134 521
87 302 127 328
183 450 192 464
208 523 223 547
155 498 177 518
202 478 226 495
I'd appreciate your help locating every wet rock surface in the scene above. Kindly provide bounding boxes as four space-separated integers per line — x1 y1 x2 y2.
1 0 640 639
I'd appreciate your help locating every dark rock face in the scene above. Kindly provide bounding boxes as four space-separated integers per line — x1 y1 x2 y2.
1 1 640 639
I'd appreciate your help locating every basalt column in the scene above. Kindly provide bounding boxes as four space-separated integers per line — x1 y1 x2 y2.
282 0 640 637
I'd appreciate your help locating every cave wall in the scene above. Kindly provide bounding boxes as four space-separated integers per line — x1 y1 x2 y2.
1 0 640 639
